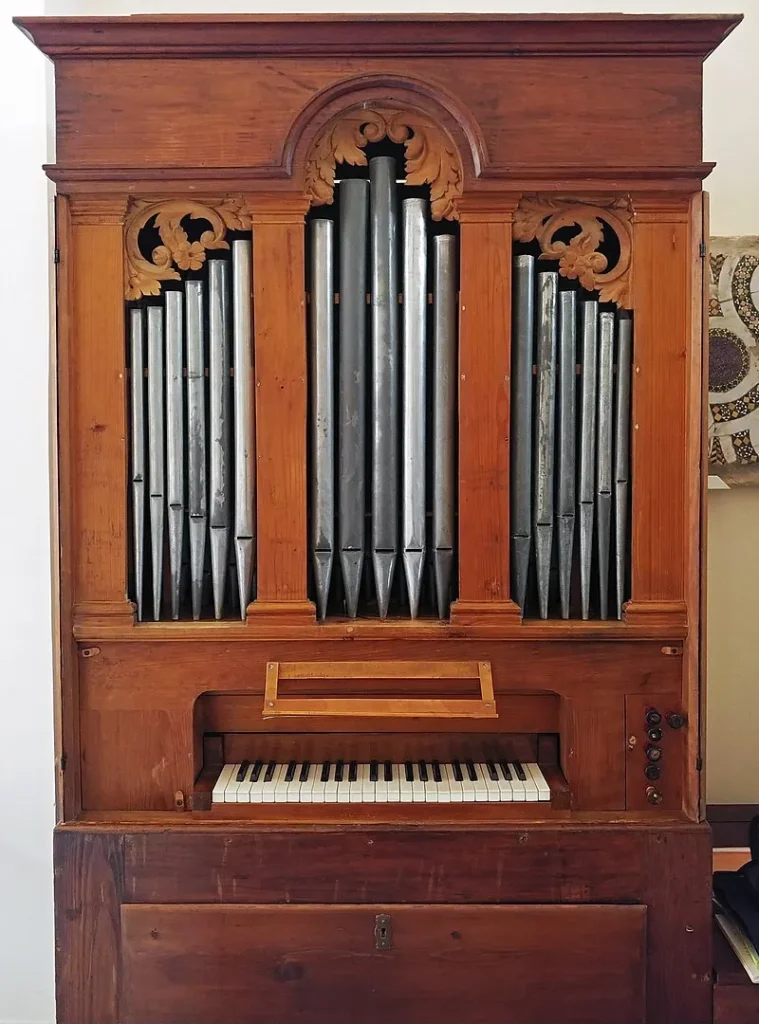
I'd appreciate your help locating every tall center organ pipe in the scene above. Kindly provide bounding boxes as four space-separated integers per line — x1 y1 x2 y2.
232 239 255 619
147 305 165 622
129 308 146 622
402 197 428 619
309 219 335 621
165 291 184 621
511 255 535 614
208 259 231 620
579 300 599 621
338 179 369 619
432 234 457 620
596 311 615 621
370 157 399 620
185 280 207 621
533 272 558 620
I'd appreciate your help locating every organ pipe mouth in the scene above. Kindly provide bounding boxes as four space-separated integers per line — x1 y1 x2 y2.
510 253 633 622
307 154 459 622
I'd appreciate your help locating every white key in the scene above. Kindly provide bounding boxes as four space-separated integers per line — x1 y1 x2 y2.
525 762 551 801
399 763 414 803
286 763 304 803
223 763 244 803
299 763 316 803
311 763 330 804
444 763 463 802
470 762 488 802
261 762 283 804
336 762 350 803
275 762 294 803
507 762 526 801
249 761 270 803
212 764 236 804
411 762 426 803
349 763 363 803
479 762 501 802
375 763 389 803
495 762 514 801
420 762 438 803
362 763 377 803
324 762 339 803
458 762 477 803
236 762 255 804
515 761 539 801
388 764 402 803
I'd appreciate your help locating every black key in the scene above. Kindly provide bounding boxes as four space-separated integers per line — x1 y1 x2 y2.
264 760 277 783
236 760 250 783
251 759 264 783
370 761 379 783
514 761 527 781
299 761 311 783
466 759 478 782
452 760 464 782
384 760 393 782
432 761 442 783
284 760 297 783
405 761 414 782
348 761 358 783
499 760 513 781
335 759 345 783
419 760 429 782
486 760 498 782
320 761 331 783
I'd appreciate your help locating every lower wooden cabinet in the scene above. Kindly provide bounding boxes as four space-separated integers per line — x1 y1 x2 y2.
121 903 647 1024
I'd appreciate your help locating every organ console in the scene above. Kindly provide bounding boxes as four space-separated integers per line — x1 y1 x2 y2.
16 12 741 1024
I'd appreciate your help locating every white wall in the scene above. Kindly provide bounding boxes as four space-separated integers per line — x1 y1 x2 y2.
2 1 756 1022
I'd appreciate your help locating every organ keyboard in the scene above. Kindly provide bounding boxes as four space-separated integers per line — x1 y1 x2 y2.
211 760 552 804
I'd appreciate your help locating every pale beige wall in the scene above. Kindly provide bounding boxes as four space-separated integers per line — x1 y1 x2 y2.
707 490 759 804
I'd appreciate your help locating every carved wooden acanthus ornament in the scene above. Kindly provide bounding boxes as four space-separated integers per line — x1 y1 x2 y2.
513 195 633 308
124 197 252 300
305 106 462 221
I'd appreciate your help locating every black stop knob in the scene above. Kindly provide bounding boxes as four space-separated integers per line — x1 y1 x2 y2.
647 727 663 742
646 786 664 806
666 712 686 730
646 709 662 727
645 763 660 781
645 745 662 762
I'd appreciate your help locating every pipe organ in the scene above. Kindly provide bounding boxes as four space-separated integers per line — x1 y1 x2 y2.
17 12 740 1024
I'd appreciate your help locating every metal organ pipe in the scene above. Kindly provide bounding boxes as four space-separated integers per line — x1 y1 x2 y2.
432 234 457 621
185 279 207 621
338 179 369 619
147 305 165 623
596 311 615 621
208 259 231 620
614 313 633 620
557 290 577 621
402 197 428 620
369 157 399 621
309 218 336 621
579 299 599 621
533 272 558 620
129 308 146 622
232 239 255 619
510 255 535 615
165 290 184 621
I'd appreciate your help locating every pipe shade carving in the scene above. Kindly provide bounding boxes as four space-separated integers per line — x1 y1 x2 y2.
305 106 463 222
125 197 252 300
514 195 633 308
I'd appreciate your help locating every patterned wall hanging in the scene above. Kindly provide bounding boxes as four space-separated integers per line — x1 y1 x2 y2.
708 236 759 485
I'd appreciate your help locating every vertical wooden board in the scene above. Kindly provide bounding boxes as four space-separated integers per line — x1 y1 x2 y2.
249 204 313 619
642 827 712 1024
54 831 123 1024
54 194 81 820
121 903 646 1024
627 203 691 617
561 695 626 810
81 708 193 811
69 200 132 623
452 205 519 624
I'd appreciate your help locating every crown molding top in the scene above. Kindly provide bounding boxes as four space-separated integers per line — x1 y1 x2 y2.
14 13 742 61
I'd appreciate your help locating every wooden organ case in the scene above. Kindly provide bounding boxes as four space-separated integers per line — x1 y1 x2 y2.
17 13 741 1024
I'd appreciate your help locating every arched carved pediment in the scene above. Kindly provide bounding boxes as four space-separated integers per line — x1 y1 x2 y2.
302 97 469 222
